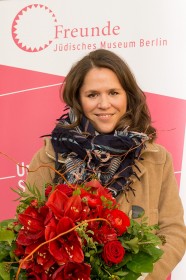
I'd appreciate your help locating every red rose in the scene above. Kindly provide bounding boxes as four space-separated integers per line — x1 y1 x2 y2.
93 223 117 244
102 240 125 265
106 209 130 236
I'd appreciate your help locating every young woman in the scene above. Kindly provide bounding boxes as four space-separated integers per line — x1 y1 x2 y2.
26 49 186 280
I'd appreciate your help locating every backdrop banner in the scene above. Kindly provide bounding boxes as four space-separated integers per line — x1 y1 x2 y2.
0 1 186 279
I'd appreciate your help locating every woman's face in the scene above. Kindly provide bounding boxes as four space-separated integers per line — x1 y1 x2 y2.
79 67 127 133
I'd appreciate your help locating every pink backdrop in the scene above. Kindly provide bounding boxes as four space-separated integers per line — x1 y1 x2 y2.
0 66 185 223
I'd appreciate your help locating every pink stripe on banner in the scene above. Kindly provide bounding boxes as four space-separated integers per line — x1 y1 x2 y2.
0 65 64 95
146 92 186 187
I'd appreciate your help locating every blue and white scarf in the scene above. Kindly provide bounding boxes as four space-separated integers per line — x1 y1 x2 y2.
51 109 149 197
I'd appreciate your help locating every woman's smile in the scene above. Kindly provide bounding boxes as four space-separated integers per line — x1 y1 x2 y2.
95 113 114 119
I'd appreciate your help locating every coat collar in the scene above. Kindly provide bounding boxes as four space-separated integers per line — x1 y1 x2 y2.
132 141 161 182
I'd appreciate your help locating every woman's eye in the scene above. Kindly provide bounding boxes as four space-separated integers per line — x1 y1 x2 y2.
110 91 118 95
87 93 98 98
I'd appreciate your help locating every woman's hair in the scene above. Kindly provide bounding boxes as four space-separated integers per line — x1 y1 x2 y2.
61 48 156 139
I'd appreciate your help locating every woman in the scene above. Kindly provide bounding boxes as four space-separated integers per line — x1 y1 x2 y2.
26 49 186 279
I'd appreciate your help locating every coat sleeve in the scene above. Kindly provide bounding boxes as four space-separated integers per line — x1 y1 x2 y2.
25 145 56 192
146 151 186 280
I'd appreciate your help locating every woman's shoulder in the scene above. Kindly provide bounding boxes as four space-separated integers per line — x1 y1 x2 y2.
141 141 172 164
41 137 65 163
27 138 54 166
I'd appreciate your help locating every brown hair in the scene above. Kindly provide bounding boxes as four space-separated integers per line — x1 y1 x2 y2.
61 49 156 139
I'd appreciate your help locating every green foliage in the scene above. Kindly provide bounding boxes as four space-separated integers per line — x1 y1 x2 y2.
83 216 164 280
73 188 81 196
0 262 27 280
0 220 17 251
11 182 48 214
0 230 15 246
0 263 10 280
0 219 15 228
100 195 115 209
76 222 99 253
126 252 153 273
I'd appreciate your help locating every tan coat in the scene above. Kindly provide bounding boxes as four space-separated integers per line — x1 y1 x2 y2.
26 138 186 280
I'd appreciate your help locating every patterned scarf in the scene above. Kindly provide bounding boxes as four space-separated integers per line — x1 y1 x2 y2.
51 109 149 197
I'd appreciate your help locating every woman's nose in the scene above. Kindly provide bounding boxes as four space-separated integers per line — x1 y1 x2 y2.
97 95 111 109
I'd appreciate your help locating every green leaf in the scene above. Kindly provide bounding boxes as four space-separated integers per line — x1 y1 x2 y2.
112 254 132 270
100 196 114 209
143 232 161 244
73 188 81 195
123 270 141 280
123 237 139 253
0 220 15 229
9 266 27 280
0 263 10 280
142 245 164 262
127 251 154 273
114 270 128 276
12 182 47 207
0 230 15 245
0 243 10 261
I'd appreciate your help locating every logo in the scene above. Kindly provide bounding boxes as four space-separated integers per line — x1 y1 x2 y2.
12 4 58 52
11 4 121 53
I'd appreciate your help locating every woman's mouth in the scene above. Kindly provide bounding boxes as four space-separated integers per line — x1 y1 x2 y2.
95 114 114 120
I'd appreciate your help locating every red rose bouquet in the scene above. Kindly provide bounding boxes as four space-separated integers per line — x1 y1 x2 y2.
0 179 164 280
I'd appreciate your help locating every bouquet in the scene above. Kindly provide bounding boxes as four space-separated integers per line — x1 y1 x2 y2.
0 178 165 280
